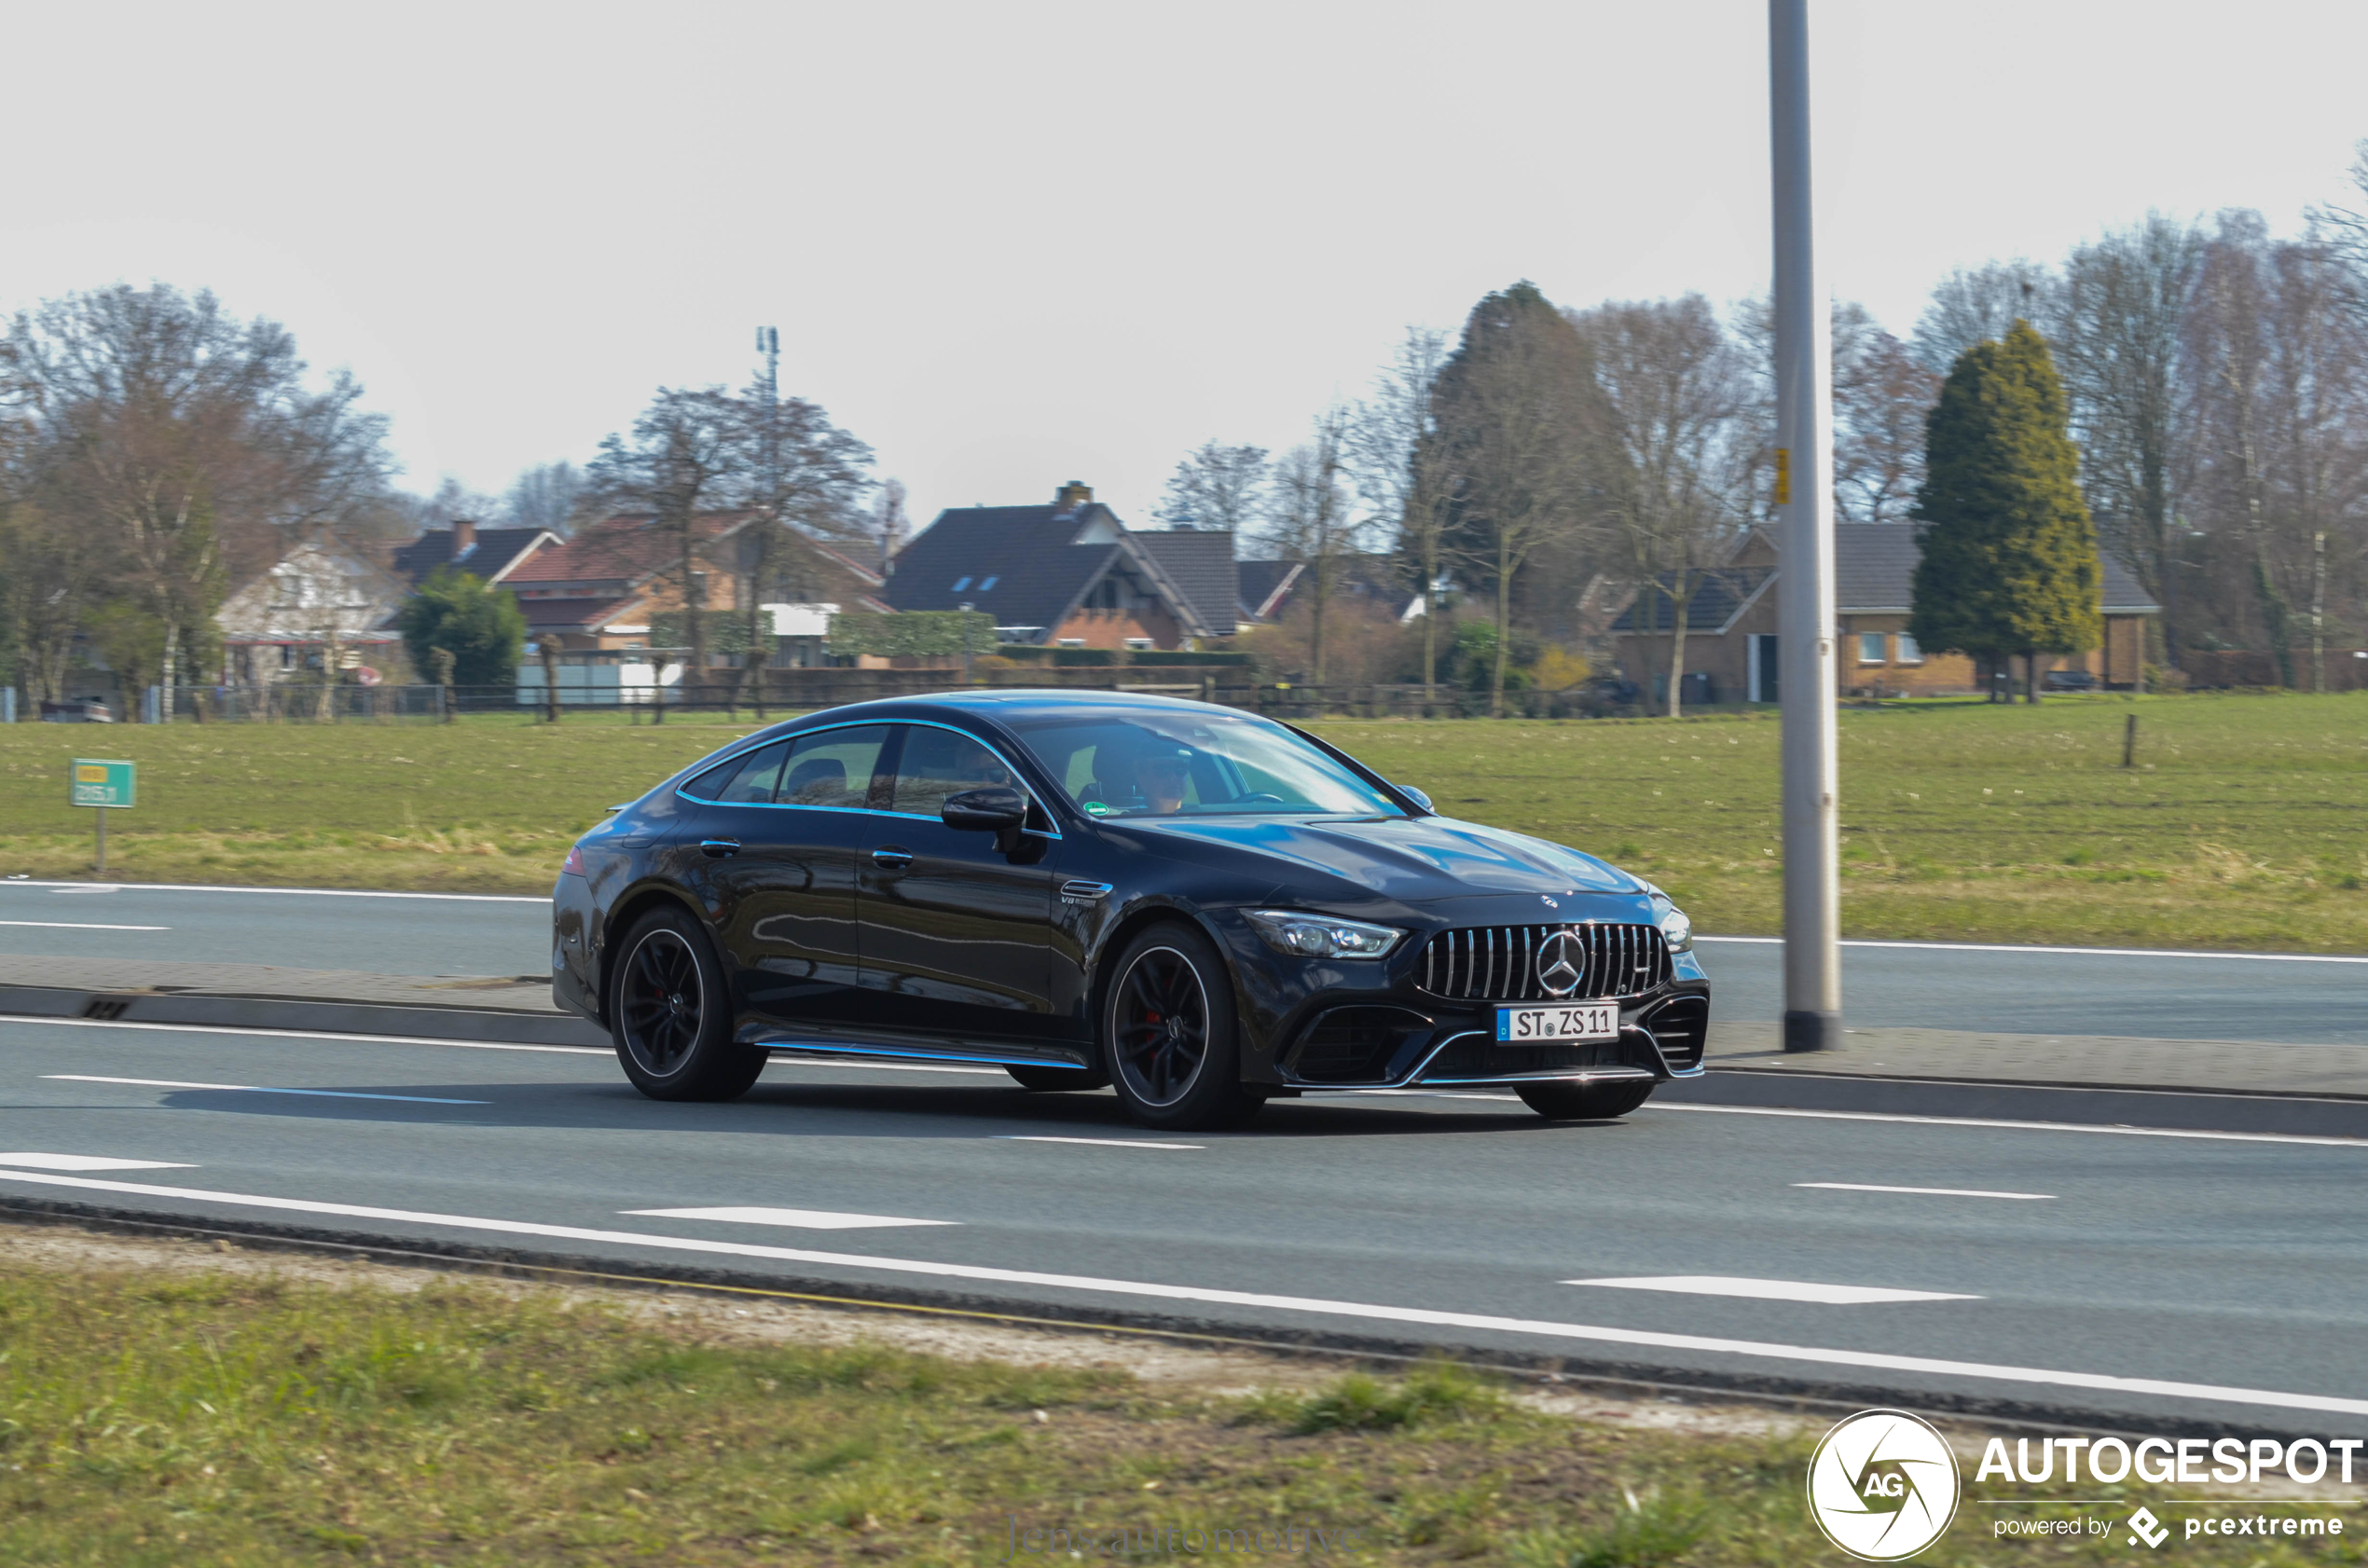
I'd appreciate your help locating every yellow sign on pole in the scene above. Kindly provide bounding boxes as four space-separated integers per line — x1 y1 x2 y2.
1773 447 1792 506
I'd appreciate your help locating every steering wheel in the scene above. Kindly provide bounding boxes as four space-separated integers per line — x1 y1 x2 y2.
1233 792 1286 806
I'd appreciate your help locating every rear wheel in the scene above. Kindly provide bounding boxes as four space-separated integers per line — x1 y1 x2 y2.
1006 1063 1109 1092
1516 1079 1656 1121
1102 922 1263 1131
610 906 765 1102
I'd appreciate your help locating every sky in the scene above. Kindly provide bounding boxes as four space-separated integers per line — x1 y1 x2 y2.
7 0 2365 532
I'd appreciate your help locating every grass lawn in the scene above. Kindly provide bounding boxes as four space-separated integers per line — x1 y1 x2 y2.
0 1238 2344 1566
0 694 2362 952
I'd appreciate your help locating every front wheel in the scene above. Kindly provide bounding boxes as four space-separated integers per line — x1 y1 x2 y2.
1102 922 1263 1131
610 906 765 1102
1517 1079 1656 1121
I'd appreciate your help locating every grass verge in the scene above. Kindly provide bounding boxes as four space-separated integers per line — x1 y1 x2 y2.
2 693 2363 951
0 1232 2354 1564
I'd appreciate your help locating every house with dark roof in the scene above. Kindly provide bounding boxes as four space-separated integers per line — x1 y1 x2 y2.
389 519 556 589
1610 525 2162 702
1240 555 1424 626
884 483 1231 650
500 511 887 652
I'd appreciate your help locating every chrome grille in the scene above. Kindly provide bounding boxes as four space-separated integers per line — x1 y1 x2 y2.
1416 923 1669 1001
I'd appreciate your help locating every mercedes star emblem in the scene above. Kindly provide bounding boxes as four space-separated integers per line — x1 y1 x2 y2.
1535 928 1586 997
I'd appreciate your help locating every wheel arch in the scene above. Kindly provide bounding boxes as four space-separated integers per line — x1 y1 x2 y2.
594 882 713 1022
1082 901 1240 1069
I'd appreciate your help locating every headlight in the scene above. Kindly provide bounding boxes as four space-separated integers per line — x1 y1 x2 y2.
1651 896 1693 952
1244 909 1405 959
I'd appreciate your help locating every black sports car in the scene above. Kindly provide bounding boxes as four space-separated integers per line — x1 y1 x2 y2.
551 690 1709 1130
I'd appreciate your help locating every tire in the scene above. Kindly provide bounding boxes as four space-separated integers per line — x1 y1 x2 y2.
1101 922 1263 1131
1006 1063 1110 1093
609 905 765 1102
1517 1079 1657 1121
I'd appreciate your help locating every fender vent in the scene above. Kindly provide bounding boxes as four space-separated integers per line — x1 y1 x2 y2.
82 996 133 1021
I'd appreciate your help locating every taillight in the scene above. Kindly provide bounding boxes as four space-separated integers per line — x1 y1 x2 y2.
561 846 587 877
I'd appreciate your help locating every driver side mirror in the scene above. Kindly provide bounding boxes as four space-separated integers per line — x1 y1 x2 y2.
942 786 1029 851
1393 783 1433 813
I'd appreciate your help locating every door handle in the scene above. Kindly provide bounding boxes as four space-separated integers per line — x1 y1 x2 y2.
699 838 740 858
871 846 914 869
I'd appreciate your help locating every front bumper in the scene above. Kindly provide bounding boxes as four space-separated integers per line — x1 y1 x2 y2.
1213 904 1712 1092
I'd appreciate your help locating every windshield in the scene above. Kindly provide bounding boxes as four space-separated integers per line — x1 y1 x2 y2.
1006 709 1404 819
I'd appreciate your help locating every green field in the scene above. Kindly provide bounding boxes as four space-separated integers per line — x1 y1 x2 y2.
0 1239 2344 1566
1 694 2362 952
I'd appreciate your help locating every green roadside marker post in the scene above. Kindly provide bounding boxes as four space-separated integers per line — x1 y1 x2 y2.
70 758 135 874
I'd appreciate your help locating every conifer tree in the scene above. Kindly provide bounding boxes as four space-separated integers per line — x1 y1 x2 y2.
1909 320 2101 702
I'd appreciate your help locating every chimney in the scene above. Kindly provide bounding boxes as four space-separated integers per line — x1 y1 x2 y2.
1054 481 1093 511
451 518 478 556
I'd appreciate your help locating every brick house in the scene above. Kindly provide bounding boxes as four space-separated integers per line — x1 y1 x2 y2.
1612 524 2162 702
884 483 1230 650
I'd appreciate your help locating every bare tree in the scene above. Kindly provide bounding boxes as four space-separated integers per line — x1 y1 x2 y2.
1153 441 1268 531
733 373 874 712
1347 327 1455 694
1912 260 2058 373
1833 323 1941 525
2055 213 2203 665
0 284 390 717
1570 294 1752 716
1260 408 1360 686
871 476 911 575
2307 137 2368 327
1428 282 1607 716
584 388 746 680
503 461 585 534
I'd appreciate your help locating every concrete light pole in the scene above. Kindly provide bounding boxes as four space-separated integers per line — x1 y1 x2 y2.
1769 0 1841 1052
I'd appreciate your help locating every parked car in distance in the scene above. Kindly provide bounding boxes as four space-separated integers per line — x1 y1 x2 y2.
2042 669 2100 692
552 691 1710 1131
38 698 113 722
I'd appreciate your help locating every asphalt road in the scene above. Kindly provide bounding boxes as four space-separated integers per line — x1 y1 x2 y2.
3 1013 2366 1432
5 879 2364 1045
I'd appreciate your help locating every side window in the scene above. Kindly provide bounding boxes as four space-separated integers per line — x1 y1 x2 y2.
690 740 792 805
890 725 1021 817
778 725 889 809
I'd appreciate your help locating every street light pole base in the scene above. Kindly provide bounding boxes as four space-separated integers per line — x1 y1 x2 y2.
1783 1011 1838 1052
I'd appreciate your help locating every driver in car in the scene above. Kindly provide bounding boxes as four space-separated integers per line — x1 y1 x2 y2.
1089 739 1194 815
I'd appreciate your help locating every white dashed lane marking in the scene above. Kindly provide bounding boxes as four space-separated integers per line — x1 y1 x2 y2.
994 1135 1205 1150
47 1075 489 1105
1566 1275 1981 1305
0 1152 193 1171
1796 1182 2057 1201
624 1206 956 1231
0 920 169 930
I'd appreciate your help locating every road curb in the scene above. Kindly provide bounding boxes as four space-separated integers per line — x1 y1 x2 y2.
0 983 607 1050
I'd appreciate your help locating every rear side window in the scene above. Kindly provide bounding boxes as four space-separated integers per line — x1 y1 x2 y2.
889 725 1022 817
686 741 792 805
778 725 889 809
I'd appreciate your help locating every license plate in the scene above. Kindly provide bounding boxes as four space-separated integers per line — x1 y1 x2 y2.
1496 1003 1618 1043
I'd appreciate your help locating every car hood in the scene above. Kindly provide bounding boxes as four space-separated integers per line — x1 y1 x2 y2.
1125 814 1641 901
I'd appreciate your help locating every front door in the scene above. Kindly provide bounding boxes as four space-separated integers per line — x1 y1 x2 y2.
694 724 890 1033
855 723 1066 1049
1752 634 1780 705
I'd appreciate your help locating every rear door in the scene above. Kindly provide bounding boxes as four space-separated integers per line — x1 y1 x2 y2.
854 723 1067 1047
690 724 890 1031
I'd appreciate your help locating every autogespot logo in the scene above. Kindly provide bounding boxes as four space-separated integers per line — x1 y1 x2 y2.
1807 1409 1963 1561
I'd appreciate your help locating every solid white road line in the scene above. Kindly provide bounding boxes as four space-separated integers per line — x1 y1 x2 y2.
0 1165 2358 1420
6 880 544 903
624 1206 955 1231
0 1014 609 1055
1567 1275 1980 1305
0 920 170 931
1797 1182 2057 1201
46 1075 488 1106
1696 934 2368 965
994 1135 1205 1150
0 1153 192 1171
1650 1101 2368 1148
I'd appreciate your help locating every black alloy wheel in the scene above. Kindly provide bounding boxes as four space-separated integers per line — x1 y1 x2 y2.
1516 1079 1656 1121
611 906 765 1102
1102 923 1262 1130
